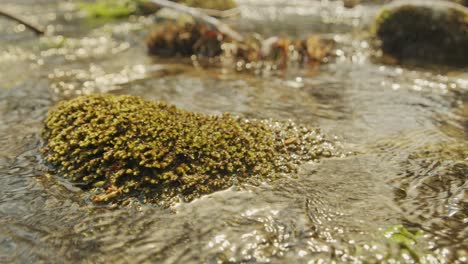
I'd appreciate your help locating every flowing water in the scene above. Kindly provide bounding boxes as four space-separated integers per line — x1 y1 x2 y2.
0 0 467 263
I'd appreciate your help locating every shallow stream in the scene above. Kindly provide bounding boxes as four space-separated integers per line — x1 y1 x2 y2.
0 0 466 263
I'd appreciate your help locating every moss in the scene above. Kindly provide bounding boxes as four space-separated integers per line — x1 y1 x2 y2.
383 225 427 262
374 1 468 66
41 94 340 205
78 0 140 18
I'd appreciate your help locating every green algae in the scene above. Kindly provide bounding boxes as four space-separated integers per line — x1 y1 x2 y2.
78 0 237 19
78 0 140 18
351 225 433 263
373 1 468 66
41 94 341 205
383 225 426 263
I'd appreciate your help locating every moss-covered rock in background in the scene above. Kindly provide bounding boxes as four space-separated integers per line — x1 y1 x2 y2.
373 0 468 66
452 0 468 7
41 94 340 205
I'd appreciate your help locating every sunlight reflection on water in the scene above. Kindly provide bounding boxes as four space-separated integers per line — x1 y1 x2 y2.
0 0 467 263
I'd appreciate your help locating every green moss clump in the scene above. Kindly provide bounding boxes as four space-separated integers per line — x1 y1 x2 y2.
383 225 427 262
78 0 140 18
373 1 468 66
41 94 339 205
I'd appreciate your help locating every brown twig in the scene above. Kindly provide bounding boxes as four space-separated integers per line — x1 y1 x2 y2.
195 7 240 18
149 0 243 42
0 9 45 35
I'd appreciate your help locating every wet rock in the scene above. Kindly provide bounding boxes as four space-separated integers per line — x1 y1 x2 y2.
373 0 468 66
452 0 468 6
41 94 341 205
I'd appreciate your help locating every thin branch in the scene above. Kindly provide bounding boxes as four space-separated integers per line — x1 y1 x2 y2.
148 0 244 42
0 9 45 35
196 7 240 18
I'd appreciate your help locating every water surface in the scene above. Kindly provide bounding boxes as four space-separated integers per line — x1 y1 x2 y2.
0 0 466 263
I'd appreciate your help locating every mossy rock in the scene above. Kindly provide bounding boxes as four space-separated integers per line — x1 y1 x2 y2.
451 0 468 7
373 0 468 66
41 94 340 205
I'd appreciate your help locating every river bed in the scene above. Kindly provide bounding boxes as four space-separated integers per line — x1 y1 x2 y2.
0 0 466 263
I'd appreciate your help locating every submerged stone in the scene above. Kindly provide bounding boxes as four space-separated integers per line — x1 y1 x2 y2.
451 0 468 7
41 94 341 205
373 0 468 66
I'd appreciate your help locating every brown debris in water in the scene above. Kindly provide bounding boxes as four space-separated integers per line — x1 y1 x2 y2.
146 21 333 73
146 22 223 57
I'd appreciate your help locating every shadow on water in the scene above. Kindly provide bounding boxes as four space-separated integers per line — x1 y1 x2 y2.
0 0 467 263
